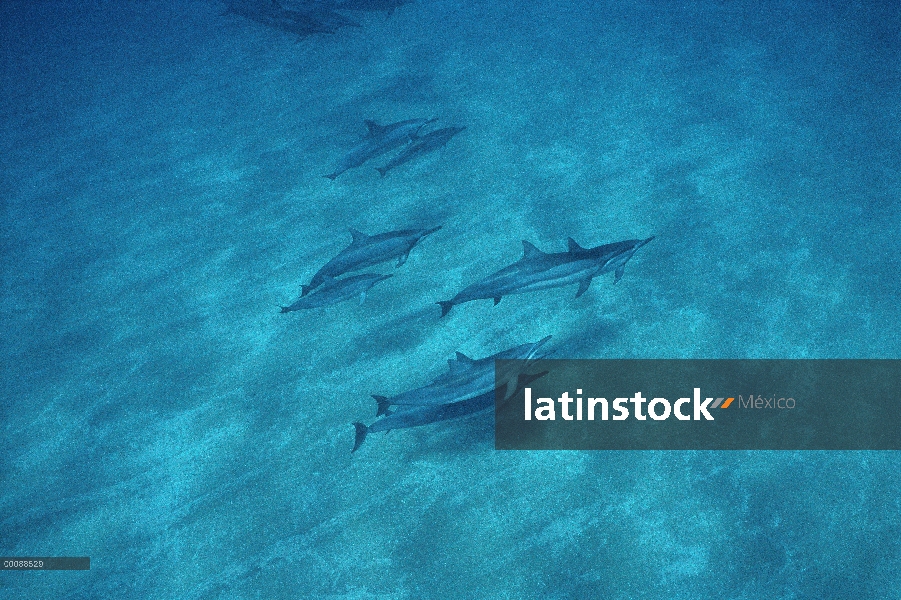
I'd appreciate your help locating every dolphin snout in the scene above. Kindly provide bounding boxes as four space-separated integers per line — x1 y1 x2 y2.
526 335 553 359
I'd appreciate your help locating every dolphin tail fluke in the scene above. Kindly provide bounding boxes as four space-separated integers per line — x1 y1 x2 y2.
352 423 368 453
376 166 388 177
373 395 391 417
279 306 292 314
437 301 454 317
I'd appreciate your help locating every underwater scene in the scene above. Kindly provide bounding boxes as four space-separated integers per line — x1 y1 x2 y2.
1 0 899 597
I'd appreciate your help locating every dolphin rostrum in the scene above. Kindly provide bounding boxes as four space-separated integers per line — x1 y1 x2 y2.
301 226 441 296
376 126 465 177
372 335 552 417
352 371 548 453
436 236 654 317
324 118 435 180
280 273 391 312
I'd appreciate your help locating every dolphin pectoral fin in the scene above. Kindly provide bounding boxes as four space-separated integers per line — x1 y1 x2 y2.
500 378 514 402
496 371 549 409
614 265 625 283
493 296 502 306
576 277 592 298
352 423 368 453
437 301 454 317
373 395 391 417
516 371 550 390
396 252 409 267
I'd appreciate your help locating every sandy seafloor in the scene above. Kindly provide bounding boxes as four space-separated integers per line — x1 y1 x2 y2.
1 0 900 597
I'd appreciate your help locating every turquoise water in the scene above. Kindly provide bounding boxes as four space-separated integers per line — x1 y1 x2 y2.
2 0 899 597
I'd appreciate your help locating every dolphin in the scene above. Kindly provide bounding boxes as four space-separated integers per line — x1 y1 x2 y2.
225 0 338 36
294 3 363 29
436 236 654 317
372 335 552 416
301 226 441 296
375 126 465 177
314 9 362 29
324 118 435 180
352 371 548 453
280 273 391 312
336 0 409 16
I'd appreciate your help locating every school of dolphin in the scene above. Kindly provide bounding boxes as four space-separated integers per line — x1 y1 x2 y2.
224 0 411 37
224 1 655 452
278 213 654 452
322 118 466 180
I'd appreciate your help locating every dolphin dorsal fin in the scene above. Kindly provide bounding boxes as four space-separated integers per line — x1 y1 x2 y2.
567 237 586 252
455 351 474 364
348 227 368 244
447 353 473 375
364 120 385 136
522 241 544 260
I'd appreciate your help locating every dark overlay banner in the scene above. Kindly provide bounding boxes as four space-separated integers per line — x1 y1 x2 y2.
494 359 901 450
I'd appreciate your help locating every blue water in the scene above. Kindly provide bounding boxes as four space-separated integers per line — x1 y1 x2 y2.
2 0 899 597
